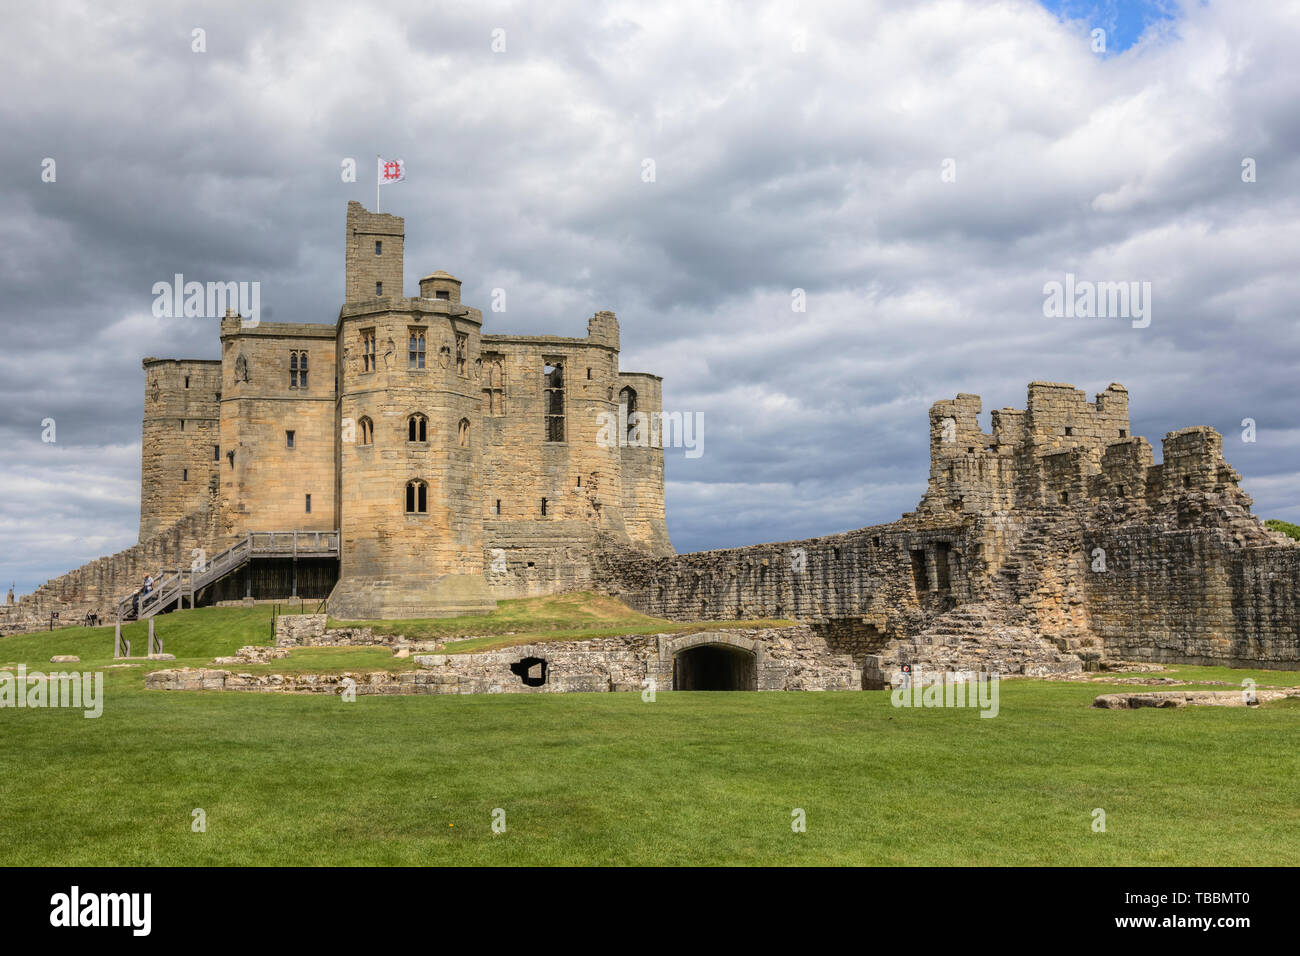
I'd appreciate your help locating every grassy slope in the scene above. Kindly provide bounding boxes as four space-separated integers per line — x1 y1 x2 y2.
332 591 794 654
1 604 1297 866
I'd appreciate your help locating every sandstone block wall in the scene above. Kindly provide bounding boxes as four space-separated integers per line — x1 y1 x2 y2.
332 295 491 618
345 201 404 303
139 358 222 538
1 503 225 631
218 315 338 536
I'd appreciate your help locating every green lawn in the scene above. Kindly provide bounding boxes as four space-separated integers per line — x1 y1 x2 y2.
0 604 1297 865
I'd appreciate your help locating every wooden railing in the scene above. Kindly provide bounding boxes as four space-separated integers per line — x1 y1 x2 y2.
118 530 339 621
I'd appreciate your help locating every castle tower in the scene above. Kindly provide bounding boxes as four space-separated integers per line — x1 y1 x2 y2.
345 201 405 303
329 206 493 618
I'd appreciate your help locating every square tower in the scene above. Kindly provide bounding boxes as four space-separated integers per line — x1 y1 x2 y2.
345 201 404 303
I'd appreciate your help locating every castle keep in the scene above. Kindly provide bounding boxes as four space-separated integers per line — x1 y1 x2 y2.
4 207 1298 679
43 202 673 622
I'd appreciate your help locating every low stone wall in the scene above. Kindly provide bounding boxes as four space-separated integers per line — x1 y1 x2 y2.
273 614 395 648
416 627 860 692
147 626 862 695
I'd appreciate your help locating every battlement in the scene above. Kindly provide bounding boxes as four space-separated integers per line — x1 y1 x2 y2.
920 382 1240 514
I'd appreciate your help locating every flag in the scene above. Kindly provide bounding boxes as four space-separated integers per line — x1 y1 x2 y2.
378 157 406 185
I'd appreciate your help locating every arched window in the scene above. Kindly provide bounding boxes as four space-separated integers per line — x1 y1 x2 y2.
358 416 374 446
619 386 638 439
458 418 470 447
407 413 427 443
405 479 428 514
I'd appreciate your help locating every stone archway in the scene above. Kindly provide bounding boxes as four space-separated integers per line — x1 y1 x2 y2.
676 639 759 691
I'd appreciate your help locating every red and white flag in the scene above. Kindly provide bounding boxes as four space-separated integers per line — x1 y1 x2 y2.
378 157 406 185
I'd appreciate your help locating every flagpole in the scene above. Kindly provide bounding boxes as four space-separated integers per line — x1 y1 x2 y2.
376 155 381 212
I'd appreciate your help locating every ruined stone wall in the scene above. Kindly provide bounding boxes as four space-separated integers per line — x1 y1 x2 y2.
147 626 861 695
139 358 222 539
920 382 1132 514
479 320 626 534
218 316 338 537
594 518 972 639
617 371 673 555
1082 526 1300 669
0 503 225 632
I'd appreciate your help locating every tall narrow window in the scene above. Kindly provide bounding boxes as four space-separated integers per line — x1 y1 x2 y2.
408 328 426 369
544 359 565 442
305 494 312 513
375 240 382 255
495 499 501 515
458 418 470 447
376 281 383 296
358 416 374 446
286 430 295 449
541 497 548 516
408 413 427 443
289 350 308 388
361 329 376 372
455 332 468 376
482 352 505 415
213 445 219 461
620 386 638 439
184 376 190 388
183 469 188 481
406 479 428 514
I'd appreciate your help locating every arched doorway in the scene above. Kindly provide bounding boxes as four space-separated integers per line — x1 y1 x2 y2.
673 643 757 690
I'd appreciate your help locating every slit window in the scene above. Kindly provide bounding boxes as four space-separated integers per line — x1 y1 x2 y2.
305 494 312 513
541 497 548 516
286 430 295 449
375 240 382 255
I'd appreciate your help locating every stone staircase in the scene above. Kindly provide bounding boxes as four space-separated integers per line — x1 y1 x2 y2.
861 602 1084 688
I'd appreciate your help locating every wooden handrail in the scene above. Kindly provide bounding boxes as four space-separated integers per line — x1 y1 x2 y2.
117 529 339 621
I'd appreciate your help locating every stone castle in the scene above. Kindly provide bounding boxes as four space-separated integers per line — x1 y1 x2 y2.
127 200 672 620
3 205 1298 678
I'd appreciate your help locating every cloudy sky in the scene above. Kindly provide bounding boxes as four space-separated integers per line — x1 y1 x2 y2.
2 0 1298 594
